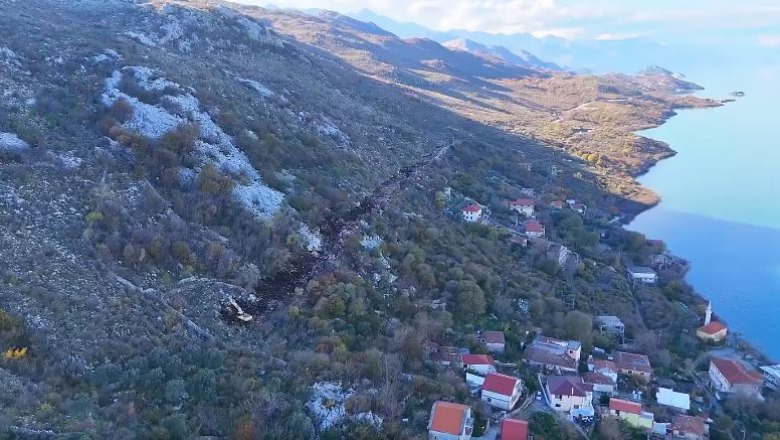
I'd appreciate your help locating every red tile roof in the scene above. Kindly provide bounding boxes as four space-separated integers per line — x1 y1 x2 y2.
609 398 642 415
614 351 653 374
509 198 535 207
430 401 468 435
482 373 521 396
589 359 618 373
698 321 727 335
461 354 495 366
671 415 706 436
524 220 544 233
482 330 506 345
550 201 564 208
583 372 615 385
500 419 529 440
547 376 591 397
462 204 482 213
711 357 764 385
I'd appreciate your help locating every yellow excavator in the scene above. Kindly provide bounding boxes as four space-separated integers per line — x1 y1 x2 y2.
229 297 253 322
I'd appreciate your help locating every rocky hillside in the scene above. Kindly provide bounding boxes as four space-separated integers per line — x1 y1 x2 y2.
0 1 722 439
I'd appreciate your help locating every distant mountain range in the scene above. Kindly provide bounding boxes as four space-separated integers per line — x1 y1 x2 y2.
443 38 563 72
349 9 690 74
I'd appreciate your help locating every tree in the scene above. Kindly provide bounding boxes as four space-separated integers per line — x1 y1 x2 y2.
562 310 592 344
455 280 486 320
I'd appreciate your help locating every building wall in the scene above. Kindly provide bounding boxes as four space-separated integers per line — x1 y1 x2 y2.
465 364 496 375
481 389 520 411
463 211 481 222
429 431 460 440
486 343 505 354
709 363 732 392
696 328 727 342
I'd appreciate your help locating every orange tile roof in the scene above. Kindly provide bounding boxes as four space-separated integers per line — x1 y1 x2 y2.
501 418 529 440
461 354 495 365
462 204 482 213
430 401 468 435
698 321 727 334
610 398 642 415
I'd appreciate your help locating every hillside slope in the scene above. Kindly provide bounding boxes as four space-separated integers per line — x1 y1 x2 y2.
0 1 721 439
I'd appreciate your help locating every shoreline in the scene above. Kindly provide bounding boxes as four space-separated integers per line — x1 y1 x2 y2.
620 98 775 364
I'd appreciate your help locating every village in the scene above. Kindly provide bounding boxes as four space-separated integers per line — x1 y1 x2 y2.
422 180 779 440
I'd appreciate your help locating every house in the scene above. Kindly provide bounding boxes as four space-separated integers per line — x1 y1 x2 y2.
479 330 506 354
697 322 728 342
657 388 691 411
608 398 654 430
571 203 587 214
544 376 594 417
547 243 572 267
481 373 523 410
461 354 496 375
614 351 653 381
509 235 529 247
550 200 565 210
670 415 707 440
462 204 483 223
627 266 658 284
697 303 728 342
520 188 535 197
709 357 764 398
760 364 780 390
428 401 474 440
583 372 616 394
587 357 619 383
524 220 545 238
508 198 535 216
596 315 625 336
498 418 529 440
524 336 581 373
433 346 461 367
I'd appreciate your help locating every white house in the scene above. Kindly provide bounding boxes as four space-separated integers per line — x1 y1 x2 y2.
545 376 594 417
508 198 535 217
462 204 483 223
461 354 496 375
709 357 764 399
596 316 625 336
479 330 506 354
524 220 545 238
761 364 780 390
627 266 658 284
481 373 523 411
656 388 691 411
428 401 474 440
587 357 619 384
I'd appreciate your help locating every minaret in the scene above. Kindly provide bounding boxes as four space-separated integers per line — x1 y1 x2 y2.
705 302 713 325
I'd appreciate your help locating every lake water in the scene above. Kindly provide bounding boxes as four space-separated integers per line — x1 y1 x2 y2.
629 64 780 360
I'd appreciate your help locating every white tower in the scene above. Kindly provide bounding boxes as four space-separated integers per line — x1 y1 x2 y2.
704 302 713 325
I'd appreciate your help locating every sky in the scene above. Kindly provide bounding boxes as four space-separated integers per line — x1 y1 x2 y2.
246 0 780 45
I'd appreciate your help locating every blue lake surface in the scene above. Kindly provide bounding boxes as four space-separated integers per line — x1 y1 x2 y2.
629 65 780 360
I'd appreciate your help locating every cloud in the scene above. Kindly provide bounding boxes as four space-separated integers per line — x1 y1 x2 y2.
757 34 780 48
241 0 780 41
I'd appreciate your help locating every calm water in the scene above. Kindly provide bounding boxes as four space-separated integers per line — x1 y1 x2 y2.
629 65 780 360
